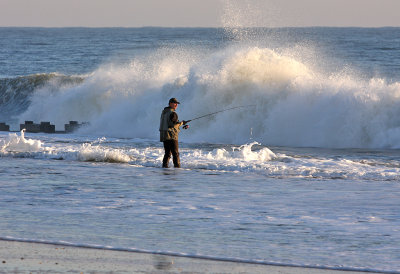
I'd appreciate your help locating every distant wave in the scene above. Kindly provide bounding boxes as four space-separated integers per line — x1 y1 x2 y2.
0 73 84 122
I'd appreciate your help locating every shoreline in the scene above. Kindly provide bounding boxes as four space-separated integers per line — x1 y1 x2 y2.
0 239 387 274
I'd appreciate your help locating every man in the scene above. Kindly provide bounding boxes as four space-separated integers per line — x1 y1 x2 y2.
159 98 189 168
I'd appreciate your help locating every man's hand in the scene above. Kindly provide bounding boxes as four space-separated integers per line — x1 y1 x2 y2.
183 125 189 129
183 120 190 125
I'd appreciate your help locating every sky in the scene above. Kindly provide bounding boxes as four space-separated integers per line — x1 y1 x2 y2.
1 0 400 28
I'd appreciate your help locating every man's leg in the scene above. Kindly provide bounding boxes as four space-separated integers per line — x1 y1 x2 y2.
162 141 172 168
171 140 180 168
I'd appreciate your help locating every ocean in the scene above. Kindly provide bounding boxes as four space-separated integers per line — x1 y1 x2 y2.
1 27 400 273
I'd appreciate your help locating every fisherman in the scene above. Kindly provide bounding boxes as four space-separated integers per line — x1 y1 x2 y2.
159 98 189 168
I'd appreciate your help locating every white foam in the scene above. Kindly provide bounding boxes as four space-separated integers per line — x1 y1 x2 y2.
232 142 276 161
0 130 45 154
0 132 131 164
1 131 399 180
76 143 131 163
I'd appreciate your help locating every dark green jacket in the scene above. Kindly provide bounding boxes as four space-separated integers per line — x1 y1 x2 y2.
159 107 183 141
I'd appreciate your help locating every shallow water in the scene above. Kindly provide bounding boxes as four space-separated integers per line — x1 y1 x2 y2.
1 131 400 272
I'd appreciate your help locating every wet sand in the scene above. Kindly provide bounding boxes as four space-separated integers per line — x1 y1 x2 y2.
0 239 381 273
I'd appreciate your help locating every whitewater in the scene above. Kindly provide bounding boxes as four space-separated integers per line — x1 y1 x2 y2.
7 44 400 148
1 27 400 273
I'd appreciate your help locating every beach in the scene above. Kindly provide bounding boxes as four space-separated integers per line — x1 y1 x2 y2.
0 239 380 274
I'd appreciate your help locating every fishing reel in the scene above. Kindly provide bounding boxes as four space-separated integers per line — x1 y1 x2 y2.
182 120 190 129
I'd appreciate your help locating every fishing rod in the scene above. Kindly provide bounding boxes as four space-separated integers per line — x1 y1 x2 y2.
183 104 256 128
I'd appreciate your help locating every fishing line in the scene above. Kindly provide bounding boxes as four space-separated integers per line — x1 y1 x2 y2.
186 104 256 123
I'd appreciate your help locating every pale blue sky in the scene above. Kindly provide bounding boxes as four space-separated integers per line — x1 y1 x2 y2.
1 0 399 27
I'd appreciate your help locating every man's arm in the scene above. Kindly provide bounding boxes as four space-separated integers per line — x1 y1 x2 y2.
169 112 183 128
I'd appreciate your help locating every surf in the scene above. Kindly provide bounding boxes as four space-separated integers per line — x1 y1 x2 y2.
6 43 399 149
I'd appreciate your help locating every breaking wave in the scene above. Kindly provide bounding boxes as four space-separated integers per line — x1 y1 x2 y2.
5 45 400 149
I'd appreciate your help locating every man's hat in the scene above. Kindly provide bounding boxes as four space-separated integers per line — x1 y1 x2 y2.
169 98 180 104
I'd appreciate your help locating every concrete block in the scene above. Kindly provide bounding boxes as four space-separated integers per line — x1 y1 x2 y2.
20 122 41 133
40 122 55 133
0 122 10 131
65 121 85 133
